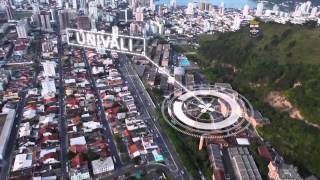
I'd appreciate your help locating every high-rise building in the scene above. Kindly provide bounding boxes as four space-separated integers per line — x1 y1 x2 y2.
117 8 133 22
58 10 69 31
186 2 194 15
128 0 135 9
32 3 40 15
310 7 317 17
72 0 78 9
57 0 63 7
111 0 116 8
50 8 57 22
219 1 224 15
199 2 206 11
304 1 312 14
228 147 262 180
80 0 86 10
170 0 176 9
77 16 91 30
232 15 241 31
293 4 302 17
16 19 29 38
39 11 52 31
88 1 98 19
112 25 119 36
135 8 144 22
0 1 13 20
156 21 164 35
243 4 249 16
149 0 155 11
256 2 263 16
96 0 105 8
268 161 302 180
91 18 96 30
272 4 279 13
203 20 211 32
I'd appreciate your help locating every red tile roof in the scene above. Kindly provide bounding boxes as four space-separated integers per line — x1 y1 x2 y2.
129 144 139 154
72 116 81 125
123 129 129 137
44 97 57 103
258 146 272 161
41 134 59 143
71 154 87 168
42 152 58 161
69 145 88 154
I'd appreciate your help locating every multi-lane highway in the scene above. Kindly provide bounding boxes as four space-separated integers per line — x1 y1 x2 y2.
117 54 191 180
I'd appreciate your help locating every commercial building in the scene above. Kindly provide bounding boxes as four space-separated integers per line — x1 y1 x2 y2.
228 147 262 180
12 153 33 172
16 19 29 38
77 16 91 30
0 109 15 160
58 10 70 31
88 1 98 20
91 157 115 175
268 161 302 180
208 144 225 180
42 60 56 77
39 11 52 31
41 77 56 96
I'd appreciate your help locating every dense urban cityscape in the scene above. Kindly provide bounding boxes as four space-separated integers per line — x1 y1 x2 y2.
0 0 319 180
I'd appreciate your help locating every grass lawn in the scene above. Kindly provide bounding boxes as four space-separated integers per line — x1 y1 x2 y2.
13 11 33 20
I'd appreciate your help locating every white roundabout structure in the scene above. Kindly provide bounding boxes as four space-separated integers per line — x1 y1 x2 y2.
161 84 254 139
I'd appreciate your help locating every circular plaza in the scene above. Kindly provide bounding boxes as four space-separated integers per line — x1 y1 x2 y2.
161 84 254 139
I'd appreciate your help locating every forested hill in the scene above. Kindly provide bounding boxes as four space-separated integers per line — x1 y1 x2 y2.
197 22 320 125
176 22 320 177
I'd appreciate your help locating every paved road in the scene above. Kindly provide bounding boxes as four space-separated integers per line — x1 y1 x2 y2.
81 50 123 169
57 50 68 179
0 70 39 180
0 92 27 180
98 163 176 180
55 10 68 179
117 54 191 180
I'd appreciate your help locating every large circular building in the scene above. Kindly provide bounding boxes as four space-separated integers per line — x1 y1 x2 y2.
161 84 254 139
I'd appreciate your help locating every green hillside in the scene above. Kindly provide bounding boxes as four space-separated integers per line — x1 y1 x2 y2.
197 22 320 125
175 22 320 177
199 22 320 65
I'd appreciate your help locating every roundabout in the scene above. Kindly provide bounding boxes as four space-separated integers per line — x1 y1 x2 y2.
161 84 254 139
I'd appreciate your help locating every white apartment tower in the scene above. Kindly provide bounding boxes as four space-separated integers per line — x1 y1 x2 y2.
112 25 119 37
57 0 63 7
72 0 78 9
232 15 241 31
135 8 144 22
243 5 249 16
170 0 176 9
255 2 263 16
88 1 98 19
186 2 194 15
39 11 52 31
219 1 224 15
16 19 29 38
310 7 317 17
